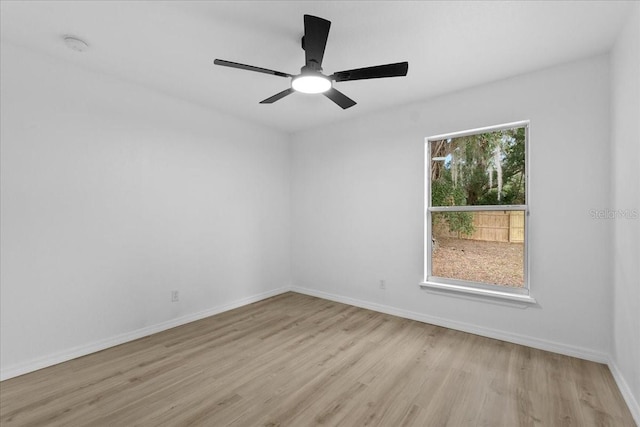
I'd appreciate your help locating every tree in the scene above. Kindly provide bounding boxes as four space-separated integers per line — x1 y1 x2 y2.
430 127 526 235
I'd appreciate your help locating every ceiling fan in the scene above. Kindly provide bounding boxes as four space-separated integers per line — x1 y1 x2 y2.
214 15 409 109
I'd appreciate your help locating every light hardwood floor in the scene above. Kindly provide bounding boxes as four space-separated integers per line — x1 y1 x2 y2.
0 292 635 426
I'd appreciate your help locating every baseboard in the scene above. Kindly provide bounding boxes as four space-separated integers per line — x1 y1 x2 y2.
608 358 640 426
0 286 290 381
290 286 609 364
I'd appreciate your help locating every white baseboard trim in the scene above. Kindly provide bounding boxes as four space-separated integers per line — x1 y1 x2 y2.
608 358 640 426
290 286 610 364
0 287 290 382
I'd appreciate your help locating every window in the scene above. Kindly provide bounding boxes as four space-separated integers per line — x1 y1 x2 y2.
422 121 534 304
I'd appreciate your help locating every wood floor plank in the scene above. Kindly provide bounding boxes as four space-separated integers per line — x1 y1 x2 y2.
0 292 635 426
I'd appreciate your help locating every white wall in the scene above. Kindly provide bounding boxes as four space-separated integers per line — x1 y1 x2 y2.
611 4 640 421
0 43 291 378
291 55 612 360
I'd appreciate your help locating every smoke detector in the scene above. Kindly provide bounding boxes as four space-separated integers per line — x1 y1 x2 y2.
63 36 88 52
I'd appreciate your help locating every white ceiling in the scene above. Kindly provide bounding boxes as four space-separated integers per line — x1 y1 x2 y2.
0 1 634 133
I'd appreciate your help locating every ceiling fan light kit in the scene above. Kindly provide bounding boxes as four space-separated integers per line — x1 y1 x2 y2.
291 74 331 94
214 14 408 109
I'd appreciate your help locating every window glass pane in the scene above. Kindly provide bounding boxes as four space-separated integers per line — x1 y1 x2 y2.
430 127 526 206
431 210 525 288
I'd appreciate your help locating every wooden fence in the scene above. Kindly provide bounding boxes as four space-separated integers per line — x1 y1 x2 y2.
434 211 524 243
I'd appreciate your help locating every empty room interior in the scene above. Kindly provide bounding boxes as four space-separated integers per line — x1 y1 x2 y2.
1 1 639 425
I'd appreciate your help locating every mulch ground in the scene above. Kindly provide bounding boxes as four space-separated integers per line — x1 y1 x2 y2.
432 237 524 287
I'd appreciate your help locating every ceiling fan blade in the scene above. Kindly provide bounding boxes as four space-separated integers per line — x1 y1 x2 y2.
324 88 356 109
214 59 292 78
330 62 409 82
259 88 295 104
303 15 331 70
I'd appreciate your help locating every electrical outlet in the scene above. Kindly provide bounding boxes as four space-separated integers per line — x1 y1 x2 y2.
379 280 386 290
171 290 179 302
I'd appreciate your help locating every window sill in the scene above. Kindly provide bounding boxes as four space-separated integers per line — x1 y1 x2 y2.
420 281 537 306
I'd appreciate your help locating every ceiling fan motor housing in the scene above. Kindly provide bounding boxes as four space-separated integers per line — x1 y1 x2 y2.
300 64 323 74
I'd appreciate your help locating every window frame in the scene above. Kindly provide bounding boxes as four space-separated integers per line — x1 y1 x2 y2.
421 120 535 304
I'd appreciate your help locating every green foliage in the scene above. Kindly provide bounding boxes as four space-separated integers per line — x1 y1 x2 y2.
477 183 522 205
430 126 526 236
431 178 475 236
501 127 526 204
443 212 475 236
432 177 465 206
